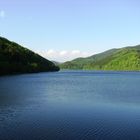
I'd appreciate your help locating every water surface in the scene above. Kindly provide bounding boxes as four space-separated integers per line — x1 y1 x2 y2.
0 71 140 140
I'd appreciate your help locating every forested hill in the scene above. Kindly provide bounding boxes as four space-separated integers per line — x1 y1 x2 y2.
60 45 140 71
0 37 59 75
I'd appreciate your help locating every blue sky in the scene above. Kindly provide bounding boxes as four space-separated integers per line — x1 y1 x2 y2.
0 0 140 62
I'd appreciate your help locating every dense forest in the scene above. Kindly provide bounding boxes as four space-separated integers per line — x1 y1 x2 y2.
60 45 140 71
0 37 59 75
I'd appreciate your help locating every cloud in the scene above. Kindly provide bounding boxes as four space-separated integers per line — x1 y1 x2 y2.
47 49 55 55
71 50 80 55
0 10 5 18
35 49 94 62
59 50 68 56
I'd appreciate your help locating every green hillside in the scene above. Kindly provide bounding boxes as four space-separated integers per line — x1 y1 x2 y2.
0 37 59 75
60 45 140 71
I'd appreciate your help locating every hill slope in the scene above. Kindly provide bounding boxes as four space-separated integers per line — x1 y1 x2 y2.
0 37 59 75
60 45 140 71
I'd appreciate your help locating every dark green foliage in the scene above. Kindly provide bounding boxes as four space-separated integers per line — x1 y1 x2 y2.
60 45 140 71
0 37 59 75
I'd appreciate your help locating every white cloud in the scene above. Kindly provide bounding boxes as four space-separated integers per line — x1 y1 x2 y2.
0 10 5 18
47 49 55 55
59 50 68 56
71 50 80 55
35 49 94 62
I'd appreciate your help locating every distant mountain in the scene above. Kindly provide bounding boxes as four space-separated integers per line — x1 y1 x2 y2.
60 45 140 71
0 37 59 75
52 61 61 66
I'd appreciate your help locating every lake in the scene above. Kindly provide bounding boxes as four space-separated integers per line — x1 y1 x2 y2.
0 70 140 140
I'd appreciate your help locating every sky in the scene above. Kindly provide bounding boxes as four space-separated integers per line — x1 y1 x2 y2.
0 0 140 62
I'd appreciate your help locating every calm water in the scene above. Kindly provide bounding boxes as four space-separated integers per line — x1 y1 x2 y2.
0 71 140 140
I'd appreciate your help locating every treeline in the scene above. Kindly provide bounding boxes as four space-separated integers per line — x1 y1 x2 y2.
60 46 140 71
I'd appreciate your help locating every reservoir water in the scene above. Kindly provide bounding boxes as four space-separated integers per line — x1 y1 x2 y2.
0 71 140 140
